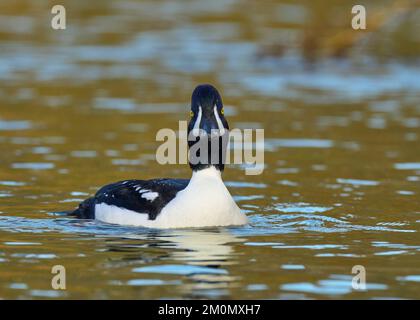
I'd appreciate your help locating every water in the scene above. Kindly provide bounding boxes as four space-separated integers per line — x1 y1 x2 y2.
0 0 419 299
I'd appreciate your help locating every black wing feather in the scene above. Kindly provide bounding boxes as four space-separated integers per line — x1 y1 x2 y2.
72 178 189 220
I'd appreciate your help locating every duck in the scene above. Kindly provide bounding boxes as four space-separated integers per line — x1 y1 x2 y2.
71 84 248 228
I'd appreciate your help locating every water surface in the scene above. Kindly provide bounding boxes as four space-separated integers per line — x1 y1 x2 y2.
0 0 419 299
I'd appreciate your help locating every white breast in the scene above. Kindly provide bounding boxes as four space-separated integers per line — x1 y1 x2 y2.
94 167 248 228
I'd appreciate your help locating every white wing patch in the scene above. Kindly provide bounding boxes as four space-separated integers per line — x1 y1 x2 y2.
131 185 157 200
133 186 151 194
141 191 159 201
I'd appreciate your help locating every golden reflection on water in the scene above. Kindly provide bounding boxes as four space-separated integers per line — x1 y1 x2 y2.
0 0 419 299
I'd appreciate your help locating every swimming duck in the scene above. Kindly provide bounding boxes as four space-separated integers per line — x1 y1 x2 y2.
72 84 248 228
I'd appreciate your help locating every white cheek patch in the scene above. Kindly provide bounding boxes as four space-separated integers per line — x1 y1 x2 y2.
213 106 226 135
191 106 203 136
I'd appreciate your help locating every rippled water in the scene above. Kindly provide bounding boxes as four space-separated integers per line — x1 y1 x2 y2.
0 1 419 299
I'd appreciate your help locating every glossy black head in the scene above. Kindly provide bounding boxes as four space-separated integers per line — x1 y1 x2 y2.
187 84 229 172
189 84 228 134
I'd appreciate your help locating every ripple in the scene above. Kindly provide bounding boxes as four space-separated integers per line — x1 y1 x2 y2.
31 146 52 154
276 168 300 174
397 275 420 282
274 244 347 250
111 158 144 166
247 284 268 291
234 195 264 202
282 282 352 295
125 123 149 132
336 178 379 186
394 163 420 170
225 181 267 188
246 213 414 234
59 198 84 203
0 192 13 198
277 180 298 186
0 181 27 186
275 203 333 213
9 283 28 290
126 279 181 286
407 176 420 182
396 190 414 196
29 290 66 298
245 242 284 246
11 253 57 259
94 98 187 114
369 100 400 113
282 275 387 296
94 97 136 111
0 209 415 246
371 241 420 250
11 162 55 170
281 264 305 270
133 264 227 276
266 138 334 150
0 119 32 131
375 250 408 256
70 191 89 196
4 241 42 246
70 150 97 158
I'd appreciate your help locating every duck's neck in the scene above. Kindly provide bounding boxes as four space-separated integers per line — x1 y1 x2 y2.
188 134 228 172
190 166 223 182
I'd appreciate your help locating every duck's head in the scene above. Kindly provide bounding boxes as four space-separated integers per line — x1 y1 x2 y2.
188 84 228 135
187 84 229 172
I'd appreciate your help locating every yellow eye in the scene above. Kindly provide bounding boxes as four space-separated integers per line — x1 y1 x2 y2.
221 108 224 115
190 111 194 118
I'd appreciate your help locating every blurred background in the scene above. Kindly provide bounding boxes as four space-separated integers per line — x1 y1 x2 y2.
0 0 419 299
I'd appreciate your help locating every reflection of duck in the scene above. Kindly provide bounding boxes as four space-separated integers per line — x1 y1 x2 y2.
157 229 243 295
124 229 243 297
105 228 243 266
160 229 244 265
71 85 247 228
